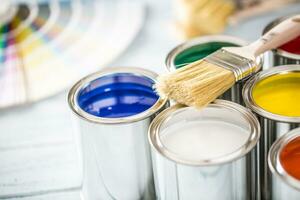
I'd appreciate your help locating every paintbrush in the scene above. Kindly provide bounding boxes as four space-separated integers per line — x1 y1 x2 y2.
156 15 300 108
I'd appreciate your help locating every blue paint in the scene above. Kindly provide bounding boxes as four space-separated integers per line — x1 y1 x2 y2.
77 73 159 118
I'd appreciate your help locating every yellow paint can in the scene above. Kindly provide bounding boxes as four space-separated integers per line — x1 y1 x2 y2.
243 65 300 200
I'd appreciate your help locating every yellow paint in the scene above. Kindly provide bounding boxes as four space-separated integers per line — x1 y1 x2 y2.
252 72 300 117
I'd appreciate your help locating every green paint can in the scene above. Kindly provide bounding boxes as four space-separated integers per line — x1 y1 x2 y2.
165 35 263 105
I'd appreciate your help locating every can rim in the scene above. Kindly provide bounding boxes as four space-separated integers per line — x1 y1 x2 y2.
165 35 248 72
263 16 300 60
275 49 300 60
268 127 300 190
243 65 300 123
148 100 260 166
68 67 168 124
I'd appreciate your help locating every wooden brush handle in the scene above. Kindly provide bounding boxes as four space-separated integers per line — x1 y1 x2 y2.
248 15 300 57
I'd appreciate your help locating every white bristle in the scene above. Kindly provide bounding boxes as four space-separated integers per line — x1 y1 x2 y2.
155 60 235 108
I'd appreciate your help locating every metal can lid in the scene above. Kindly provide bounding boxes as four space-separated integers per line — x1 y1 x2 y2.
148 100 260 166
269 127 300 190
68 67 168 124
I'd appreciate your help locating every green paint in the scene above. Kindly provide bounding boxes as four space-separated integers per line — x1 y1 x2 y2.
0 24 8 63
174 41 239 69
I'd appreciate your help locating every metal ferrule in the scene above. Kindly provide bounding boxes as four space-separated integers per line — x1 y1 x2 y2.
205 49 259 81
269 128 300 200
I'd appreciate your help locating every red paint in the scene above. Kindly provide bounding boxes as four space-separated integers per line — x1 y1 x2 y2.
280 136 300 180
279 36 300 55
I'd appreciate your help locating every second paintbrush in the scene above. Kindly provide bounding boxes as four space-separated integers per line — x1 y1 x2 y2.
156 15 300 108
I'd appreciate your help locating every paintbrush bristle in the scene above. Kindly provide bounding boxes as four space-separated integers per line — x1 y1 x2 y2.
155 60 235 108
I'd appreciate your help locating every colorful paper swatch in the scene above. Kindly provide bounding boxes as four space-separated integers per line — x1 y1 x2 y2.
0 0 144 109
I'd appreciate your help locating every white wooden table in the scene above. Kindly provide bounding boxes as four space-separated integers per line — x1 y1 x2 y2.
0 1 299 199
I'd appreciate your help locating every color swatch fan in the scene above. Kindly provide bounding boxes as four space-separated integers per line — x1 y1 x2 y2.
0 0 144 109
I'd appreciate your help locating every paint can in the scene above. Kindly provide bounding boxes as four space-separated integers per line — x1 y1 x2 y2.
268 127 300 200
165 35 263 105
243 65 300 200
68 67 168 200
262 16 300 67
149 100 260 200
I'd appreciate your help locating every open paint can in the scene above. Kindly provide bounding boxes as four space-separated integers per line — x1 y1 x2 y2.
263 16 300 67
165 35 263 105
68 67 168 200
269 127 300 200
243 65 300 200
149 100 260 200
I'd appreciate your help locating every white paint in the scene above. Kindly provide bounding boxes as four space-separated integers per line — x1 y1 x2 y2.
161 120 250 161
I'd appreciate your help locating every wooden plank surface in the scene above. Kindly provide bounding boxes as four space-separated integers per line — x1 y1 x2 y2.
0 94 81 198
9 190 81 200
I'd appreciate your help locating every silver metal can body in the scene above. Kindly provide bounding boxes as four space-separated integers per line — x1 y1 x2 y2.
68 67 168 200
268 128 300 200
165 35 263 105
152 152 248 200
257 119 299 200
272 176 300 200
263 17 300 67
243 65 300 200
149 100 260 200
79 118 155 200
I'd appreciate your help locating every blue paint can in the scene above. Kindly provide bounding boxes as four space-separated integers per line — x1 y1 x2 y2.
68 67 168 200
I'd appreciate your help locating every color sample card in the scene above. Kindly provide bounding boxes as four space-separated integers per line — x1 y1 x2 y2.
0 0 144 109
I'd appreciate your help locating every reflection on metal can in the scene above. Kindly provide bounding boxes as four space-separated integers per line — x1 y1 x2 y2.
149 100 260 200
269 127 300 200
243 65 300 200
68 67 168 200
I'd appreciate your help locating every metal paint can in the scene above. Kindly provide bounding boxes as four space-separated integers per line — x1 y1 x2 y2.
262 16 300 67
149 100 260 200
268 127 300 200
68 67 168 200
165 35 263 105
243 65 300 200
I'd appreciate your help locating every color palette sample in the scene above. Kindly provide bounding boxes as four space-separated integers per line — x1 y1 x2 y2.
161 120 249 161
77 73 159 118
174 41 238 69
0 0 144 109
280 136 300 180
252 72 300 117
279 36 300 55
